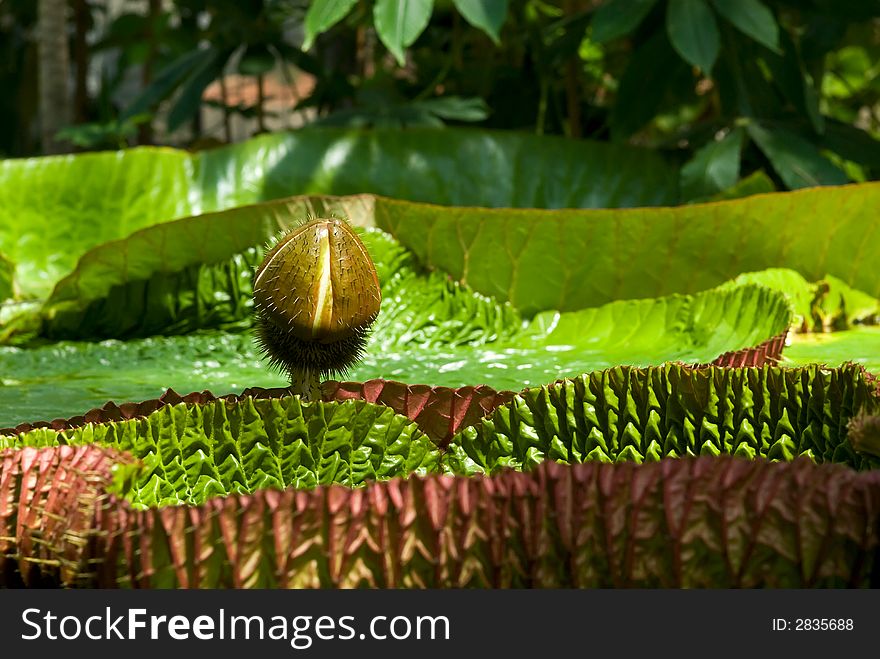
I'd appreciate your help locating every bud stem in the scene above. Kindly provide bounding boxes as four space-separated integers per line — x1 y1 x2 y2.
291 368 321 402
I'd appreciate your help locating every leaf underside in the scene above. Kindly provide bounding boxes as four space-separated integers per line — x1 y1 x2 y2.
4 445 880 588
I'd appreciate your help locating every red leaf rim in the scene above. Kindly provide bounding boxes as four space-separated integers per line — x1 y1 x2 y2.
2 446 879 588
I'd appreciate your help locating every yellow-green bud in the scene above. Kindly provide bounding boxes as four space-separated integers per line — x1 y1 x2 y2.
253 218 381 386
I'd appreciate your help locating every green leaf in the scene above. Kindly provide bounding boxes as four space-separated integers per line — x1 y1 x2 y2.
12 175 880 341
167 47 229 133
722 268 879 331
452 0 508 44
820 121 880 172
122 48 217 119
785 327 880 377
762 30 824 135
0 129 678 301
680 127 744 200
591 0 658 44
609 30 692 139
747 123 849 189
3 398 441 507
821 274 879 328
444 363 879 475
41 196 375 338
704 169 775 201
378 183 880 313
302 0 359 51
0 253 12 301
666 0 720 74
411 95 489 121
373 0 434 65
237 44 275 76
4 274 791 427
22 176 880 340
710 0 779 52
3 215 794 428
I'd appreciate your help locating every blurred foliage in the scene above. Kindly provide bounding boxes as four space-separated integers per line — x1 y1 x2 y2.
1 0 878 195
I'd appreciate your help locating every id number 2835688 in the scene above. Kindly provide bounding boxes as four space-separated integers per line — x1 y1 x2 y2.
771 619 854 631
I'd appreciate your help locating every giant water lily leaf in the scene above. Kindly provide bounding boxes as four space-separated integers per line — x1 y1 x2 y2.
0 149 194 300
41 225 521 344
721 268 878 331
4 447 880 588
40 195 377 339
3 381 516 449
0 445 138 587
12 178 880 331
784 327 880 374
41 187 873 339
0 228 791 427
0 254 11 301
0 332 282 428
0 128 677 300
376 184 880 314
0 283 789 429
2 398 440 507
444 364 880 476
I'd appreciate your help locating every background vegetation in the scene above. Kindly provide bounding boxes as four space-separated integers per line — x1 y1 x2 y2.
2 0 878 196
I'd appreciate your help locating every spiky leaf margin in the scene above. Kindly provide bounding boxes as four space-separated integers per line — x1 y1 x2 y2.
4 448 880 588
2 398 440 507
445 363 880 474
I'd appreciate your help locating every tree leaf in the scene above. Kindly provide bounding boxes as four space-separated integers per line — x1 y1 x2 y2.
747 122 849 189
705 169 775 201
591 0 658 43
166 47 228 133
411 95 489 121
609 30 692 139
680 127 744 200
302 0 359 51
373 0 434 66
710 0 780 52
761 29 824 135
820 121 880 172
666 0 720 74
122 47 217 119
452 0 508 44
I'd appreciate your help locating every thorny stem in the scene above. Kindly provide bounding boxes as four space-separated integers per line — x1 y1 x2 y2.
291 368 321 402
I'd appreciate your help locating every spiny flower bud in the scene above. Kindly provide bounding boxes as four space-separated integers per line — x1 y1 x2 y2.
253 218 381 391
